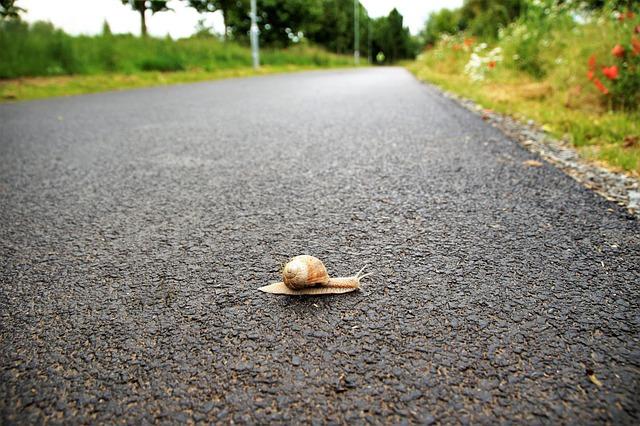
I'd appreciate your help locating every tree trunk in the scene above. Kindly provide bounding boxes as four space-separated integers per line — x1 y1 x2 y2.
140 6 147 37
222 8 228 40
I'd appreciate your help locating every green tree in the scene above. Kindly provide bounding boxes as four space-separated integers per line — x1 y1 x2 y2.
371 8 414 63
120 0 170 37
313 0 370 56
186 0 235 39
226 0 324 47
459 0 525 39
102 20 113 36
421 8 462 45
0 0 25 20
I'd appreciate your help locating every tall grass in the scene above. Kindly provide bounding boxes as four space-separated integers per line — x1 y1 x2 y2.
0 20 352 79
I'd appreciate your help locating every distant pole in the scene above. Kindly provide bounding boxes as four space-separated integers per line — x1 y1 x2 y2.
368 18 372 64
250 0 260 69
354 0 360 65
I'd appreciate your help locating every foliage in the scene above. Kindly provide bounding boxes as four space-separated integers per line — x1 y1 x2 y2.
584 9 640 110
371 9 416 63
185 0 235 38
421 9 463 46
0 19 352 79
120 0 170 36
421 0 526 45
499 0 575 79
0 0 24 20
409 4 640 174
221 0 415 62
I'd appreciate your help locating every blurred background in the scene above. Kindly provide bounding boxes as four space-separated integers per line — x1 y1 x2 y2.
0 0 638 174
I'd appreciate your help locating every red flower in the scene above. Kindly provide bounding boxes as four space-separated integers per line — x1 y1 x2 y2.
588 54 597 70
632 37 640 55
592 78 609 95
602 65 619 80
618 11 635 21
463 37 475 47
587 70 595 80
487 61 496 69
612 44 625 58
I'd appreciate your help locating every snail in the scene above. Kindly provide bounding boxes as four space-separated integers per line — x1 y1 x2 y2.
259 255 371 295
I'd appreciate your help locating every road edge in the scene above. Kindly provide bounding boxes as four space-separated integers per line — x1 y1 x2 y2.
416 79 639 219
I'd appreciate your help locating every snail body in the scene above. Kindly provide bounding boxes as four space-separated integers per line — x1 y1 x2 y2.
259 255 371 295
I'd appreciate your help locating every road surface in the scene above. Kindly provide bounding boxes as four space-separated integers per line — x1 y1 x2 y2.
1 68 639 423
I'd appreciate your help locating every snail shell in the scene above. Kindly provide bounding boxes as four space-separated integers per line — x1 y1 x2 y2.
259 255 371 296
282 255 329 289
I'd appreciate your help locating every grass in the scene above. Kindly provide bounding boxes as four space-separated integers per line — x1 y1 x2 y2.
0 65 349 102
407 9 640 175
0 20 355 101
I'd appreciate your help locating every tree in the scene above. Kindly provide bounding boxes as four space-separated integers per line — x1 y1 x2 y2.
371 9 415 63
0 0 25 20
314 0 370 56
421 8 462 46
186 0 235 39
120 0 170 37
459 0 525 39
224 0 324 47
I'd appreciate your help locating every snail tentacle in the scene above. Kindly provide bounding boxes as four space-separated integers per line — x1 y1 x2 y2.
326 266 372 289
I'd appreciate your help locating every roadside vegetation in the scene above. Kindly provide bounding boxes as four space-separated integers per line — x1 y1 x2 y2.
409 0 640 175
0 0 418 101
0 19 355 100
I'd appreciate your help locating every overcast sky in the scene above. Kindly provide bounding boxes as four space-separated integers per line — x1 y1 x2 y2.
17 0 463 38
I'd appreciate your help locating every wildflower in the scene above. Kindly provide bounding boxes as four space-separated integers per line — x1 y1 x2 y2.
592 78 609 95
463 37 475 47
617 11 634 22
602 65 619 80
586 70 595 80
612 44 625 58
632 37 640 55
588 54 597 70
488 61 496 69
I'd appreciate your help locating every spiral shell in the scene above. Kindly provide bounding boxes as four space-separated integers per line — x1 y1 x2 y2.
282 255 329 290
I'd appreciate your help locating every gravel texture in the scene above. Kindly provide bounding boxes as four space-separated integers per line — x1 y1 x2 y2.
1 68 639 424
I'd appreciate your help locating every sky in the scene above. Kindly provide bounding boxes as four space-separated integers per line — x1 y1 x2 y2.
17 0 463 39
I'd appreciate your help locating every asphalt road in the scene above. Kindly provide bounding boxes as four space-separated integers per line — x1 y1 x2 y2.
1 68 639 424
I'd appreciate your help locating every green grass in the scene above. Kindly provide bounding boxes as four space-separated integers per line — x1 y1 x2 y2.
407 9 640 175
0 20 356 101
0 65 350 102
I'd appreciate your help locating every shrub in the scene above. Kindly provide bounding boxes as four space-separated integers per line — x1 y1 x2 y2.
586 9 640 110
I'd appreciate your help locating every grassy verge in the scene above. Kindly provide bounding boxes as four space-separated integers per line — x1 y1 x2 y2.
0 65 351 102
407 10 640 175
0 20 356 102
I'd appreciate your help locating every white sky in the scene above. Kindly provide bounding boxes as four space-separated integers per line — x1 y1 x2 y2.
17 0 463 38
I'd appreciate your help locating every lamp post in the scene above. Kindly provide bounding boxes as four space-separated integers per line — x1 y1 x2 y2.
250 0 260 69
354 0 359 65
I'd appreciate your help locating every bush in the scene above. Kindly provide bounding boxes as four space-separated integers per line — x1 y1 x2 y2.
585 10 640 110
499 1 574 79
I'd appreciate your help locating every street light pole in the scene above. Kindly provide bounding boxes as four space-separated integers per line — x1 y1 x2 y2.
368 17 372 64
250 0 260 69
354 0 359 65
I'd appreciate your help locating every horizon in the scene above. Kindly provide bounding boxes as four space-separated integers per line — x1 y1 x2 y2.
16 0 463 39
